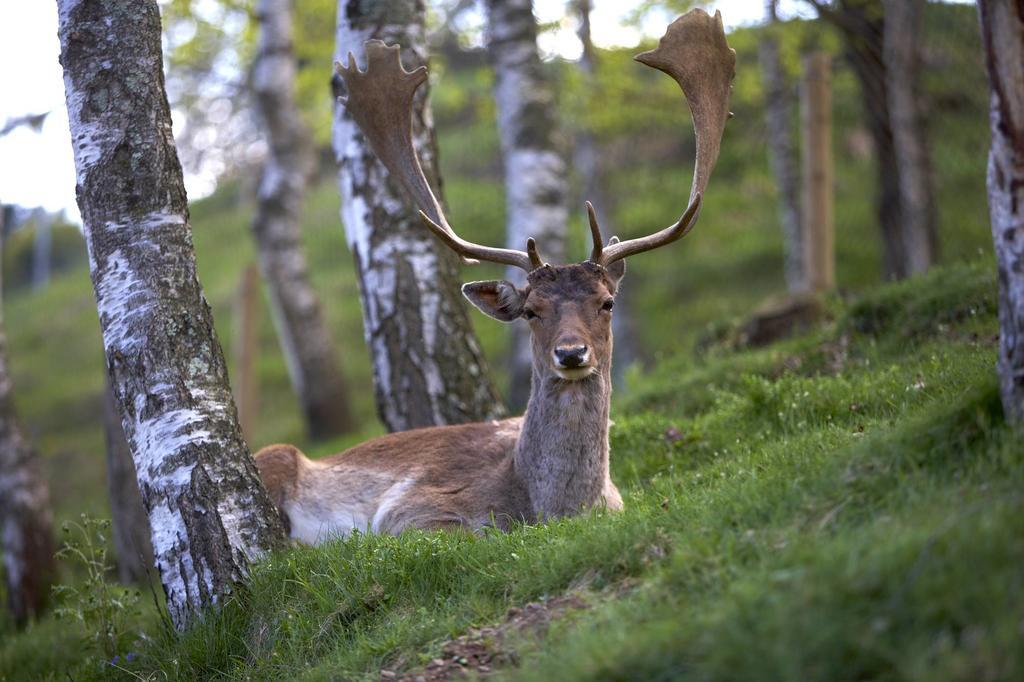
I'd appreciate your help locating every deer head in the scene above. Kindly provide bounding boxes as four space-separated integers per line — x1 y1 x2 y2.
335 9 735 383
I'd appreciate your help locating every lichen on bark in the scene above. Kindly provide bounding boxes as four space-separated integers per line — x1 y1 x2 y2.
57 0 285 629
333 0 504 432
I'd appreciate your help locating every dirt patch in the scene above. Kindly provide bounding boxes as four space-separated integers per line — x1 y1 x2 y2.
382 595 588 681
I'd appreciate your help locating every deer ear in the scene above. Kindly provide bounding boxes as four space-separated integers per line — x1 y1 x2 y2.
462 280 526 322
605 237 626 286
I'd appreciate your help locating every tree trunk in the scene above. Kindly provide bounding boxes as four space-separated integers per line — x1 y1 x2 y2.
977 0 1024 423
817 0 905 279
57 0 285 629
332 0 505 432
484 0 570 410
104 384 154 585
801 53 835 293
574 0 636 387
760 0 805 292
252 0 355 440
0 239 56 626
883 0 938 275
31 218 52 291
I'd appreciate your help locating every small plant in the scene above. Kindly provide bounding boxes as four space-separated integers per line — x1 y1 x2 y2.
51 515 141 663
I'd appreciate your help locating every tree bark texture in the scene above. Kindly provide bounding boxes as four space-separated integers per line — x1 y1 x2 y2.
817 0 905 279
883 0 938 275
252 0 355 440
978 0 1024 423
57 0 285 629
104 384 154 585
0 247 56 625
485 0 570 410
574 0 635 387
333 0 504 432
759 0 805 292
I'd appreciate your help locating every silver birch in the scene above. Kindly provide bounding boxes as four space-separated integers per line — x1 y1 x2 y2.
332 0 504 432
57 0 285 629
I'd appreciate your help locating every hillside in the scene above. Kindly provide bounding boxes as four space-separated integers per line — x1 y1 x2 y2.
1 4 1017 680
3 259 1019 680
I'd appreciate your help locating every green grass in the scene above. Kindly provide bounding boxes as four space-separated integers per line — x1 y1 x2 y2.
3 259 1017 681
0 5 1012 679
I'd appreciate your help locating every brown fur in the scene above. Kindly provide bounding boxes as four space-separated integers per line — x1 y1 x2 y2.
255 262 625 542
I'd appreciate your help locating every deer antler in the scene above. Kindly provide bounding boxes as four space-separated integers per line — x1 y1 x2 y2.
336 41 540 272
592 9 736 267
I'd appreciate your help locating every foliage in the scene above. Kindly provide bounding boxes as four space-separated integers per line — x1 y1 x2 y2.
50 516 143 666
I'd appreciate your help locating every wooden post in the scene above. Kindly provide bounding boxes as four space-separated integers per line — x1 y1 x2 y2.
233 264 261 443
800 52 834 293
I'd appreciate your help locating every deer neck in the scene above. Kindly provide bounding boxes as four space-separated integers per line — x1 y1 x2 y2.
513 362 612 520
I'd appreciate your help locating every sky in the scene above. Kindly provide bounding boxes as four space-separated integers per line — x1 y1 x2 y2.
0 0 861 225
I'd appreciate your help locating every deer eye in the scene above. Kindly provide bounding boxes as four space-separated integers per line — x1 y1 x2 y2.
523 308 540 320
601 299 615 312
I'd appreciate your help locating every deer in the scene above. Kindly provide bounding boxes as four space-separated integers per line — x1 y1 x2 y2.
254 9 735 543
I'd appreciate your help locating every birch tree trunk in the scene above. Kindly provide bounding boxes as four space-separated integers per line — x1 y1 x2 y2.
884 0 938 275
252 0 354 440
103 385 154 585
485 0 570 410
332 0 504 432
574 0 635 386
977 0 1024 423
760 0 805 292
0 240 56 626
57 0 285 629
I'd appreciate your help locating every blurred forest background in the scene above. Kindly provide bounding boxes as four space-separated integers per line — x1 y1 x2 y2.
1 0 989 523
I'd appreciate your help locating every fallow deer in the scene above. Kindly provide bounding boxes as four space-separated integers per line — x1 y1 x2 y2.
255 9 735 543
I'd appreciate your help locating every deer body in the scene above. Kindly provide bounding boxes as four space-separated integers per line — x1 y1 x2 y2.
257 9 733 543
257 264 624 540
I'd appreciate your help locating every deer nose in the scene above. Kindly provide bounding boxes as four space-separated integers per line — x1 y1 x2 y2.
554 345 589 368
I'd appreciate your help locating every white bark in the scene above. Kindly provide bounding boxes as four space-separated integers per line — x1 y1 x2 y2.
252 0 354 439
978 0 1024 422
332 0 504 432
57 0 284 629
485 0 570 409
104 384 153 585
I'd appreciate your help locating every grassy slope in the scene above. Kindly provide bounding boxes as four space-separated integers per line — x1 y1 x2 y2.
3 259 1018 681
1 4 1015 679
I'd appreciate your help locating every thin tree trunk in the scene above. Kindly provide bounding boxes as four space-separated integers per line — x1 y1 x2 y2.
760 0 805 292
104 384 153 585
884 0 938 275
816 0 905 279
252 0 354 440
57 0 285 629
574 0 635 386
801 53 836 292
0 238 56 626
977 0 1024 423
332 0 505 432
31 218 51 291
484 0 570 410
